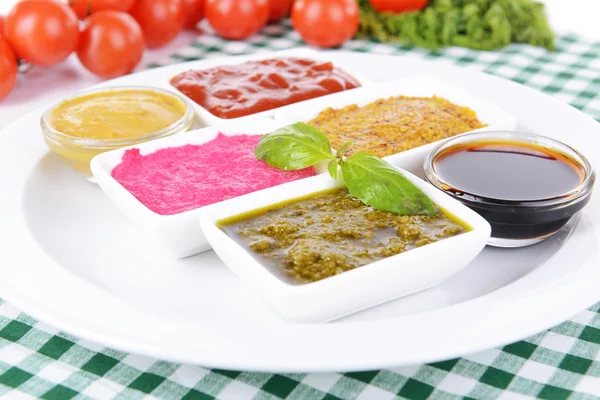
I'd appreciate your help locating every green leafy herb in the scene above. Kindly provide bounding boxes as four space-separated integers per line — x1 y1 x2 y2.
327 160 338 180
255 122 334 170
336 140 354 158
255 123 435 216
341 153 435 216
356 0 555 51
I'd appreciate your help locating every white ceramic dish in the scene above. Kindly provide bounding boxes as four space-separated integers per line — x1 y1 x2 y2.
165 47 372 127
201 170 491 323
274 76 518 171
91 117 310 259
1 51 599 372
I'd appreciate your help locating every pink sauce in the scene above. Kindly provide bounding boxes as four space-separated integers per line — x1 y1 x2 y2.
111 133 315 215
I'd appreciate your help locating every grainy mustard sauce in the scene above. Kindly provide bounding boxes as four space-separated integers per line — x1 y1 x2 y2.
309 96 486 158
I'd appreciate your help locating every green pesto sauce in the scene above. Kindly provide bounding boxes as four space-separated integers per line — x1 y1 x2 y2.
219 188 470 284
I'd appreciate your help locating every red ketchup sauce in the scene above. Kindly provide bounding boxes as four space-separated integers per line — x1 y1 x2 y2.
169 58 361 119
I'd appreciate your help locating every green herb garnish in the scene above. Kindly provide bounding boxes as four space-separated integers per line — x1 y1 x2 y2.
341 153 435 215
327 159 338 180
356 0 555 51
255 123 435 216
255 123 335 170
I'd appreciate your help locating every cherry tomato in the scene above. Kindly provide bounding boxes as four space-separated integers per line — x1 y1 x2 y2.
182 0 204 30
69 0 136 19
205 0 268 40
268 0 293 23
291 0 359 48
0 15 5 37
0 37 17 101
4 0 79 66
368 0 428 13
129 0 184 49
77 11 144 78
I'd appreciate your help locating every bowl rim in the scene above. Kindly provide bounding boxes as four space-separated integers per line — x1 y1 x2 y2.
272 75 519 132
40 85 195 149
423 130 596 208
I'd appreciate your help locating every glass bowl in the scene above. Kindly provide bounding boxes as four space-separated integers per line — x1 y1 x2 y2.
424 131 595 247
40 86 195 180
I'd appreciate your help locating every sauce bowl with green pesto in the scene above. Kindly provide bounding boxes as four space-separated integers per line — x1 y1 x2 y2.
200 168 491 323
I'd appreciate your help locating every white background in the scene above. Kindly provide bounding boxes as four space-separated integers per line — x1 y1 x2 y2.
0 0 599 128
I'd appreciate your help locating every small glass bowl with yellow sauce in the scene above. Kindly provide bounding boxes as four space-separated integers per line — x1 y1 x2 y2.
41 86 195 179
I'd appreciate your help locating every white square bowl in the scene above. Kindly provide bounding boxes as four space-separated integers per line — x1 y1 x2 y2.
164 47 373 127
90 117 321 259
200 167 491 323
273 76 519 173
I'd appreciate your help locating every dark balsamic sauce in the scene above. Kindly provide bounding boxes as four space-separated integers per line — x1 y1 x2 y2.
432 140 588 241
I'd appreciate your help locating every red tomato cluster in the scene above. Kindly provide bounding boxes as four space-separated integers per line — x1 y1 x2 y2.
0 0 201 100
0 0 426 101
291 0 359 49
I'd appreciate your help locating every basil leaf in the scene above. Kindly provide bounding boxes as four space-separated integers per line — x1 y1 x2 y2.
340 153 435 216
327 160 338 180
255 122 335 170
336 140 354 158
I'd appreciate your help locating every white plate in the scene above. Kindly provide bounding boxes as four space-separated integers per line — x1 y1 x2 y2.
0 50 599 372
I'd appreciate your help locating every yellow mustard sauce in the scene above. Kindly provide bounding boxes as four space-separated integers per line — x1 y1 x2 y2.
43 89 190 177
49 89 186 140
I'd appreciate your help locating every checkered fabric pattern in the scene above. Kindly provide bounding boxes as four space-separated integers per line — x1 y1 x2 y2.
1 21 600 400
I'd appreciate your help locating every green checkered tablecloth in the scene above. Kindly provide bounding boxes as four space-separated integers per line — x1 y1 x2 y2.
2 21 600 400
